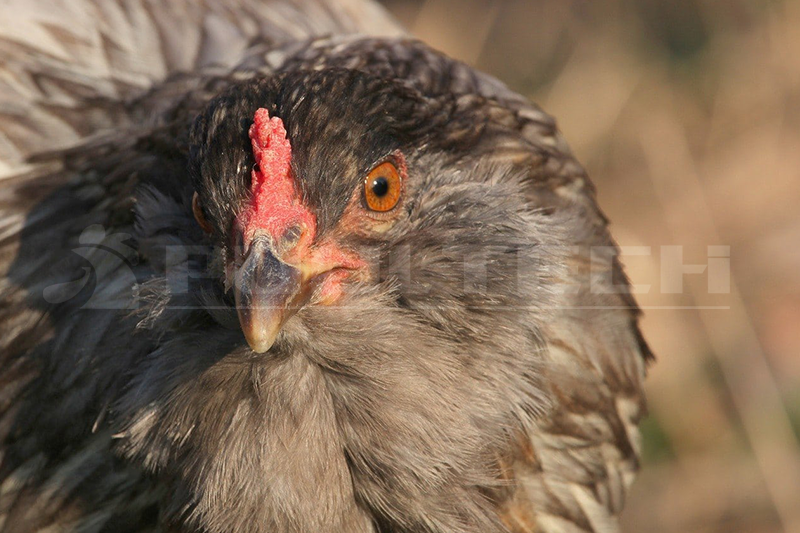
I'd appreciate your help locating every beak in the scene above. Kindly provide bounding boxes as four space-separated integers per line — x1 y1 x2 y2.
232 234 303 353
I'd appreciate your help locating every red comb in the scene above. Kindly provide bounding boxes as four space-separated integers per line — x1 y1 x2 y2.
241 108 314 246
249 108 292 198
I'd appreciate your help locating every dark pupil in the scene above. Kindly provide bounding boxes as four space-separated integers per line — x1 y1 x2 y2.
371 176 390 197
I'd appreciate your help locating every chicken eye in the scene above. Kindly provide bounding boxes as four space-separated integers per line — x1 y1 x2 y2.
192 192 213 233
364 161 402 212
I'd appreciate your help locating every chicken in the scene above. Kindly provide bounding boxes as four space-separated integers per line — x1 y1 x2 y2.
0 1 652 532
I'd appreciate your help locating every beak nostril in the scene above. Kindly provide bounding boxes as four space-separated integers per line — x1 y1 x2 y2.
283 225 302 247
271 224 304 259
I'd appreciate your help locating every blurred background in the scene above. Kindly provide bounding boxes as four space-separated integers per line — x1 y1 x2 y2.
377 1 800 531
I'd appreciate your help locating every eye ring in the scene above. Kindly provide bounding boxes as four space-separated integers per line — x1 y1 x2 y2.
192 192 214 234
363 161 403 213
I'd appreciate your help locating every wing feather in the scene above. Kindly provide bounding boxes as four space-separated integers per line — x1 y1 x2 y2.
0 0 402 175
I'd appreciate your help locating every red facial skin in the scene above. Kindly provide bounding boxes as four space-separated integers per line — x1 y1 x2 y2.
239 108 366 303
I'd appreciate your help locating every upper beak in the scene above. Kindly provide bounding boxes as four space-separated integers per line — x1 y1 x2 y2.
232 234 303 353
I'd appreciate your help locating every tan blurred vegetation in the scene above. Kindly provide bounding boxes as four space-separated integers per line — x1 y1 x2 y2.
378 0 800 531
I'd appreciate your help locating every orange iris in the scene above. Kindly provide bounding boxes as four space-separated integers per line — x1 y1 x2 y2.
364 161 402 212
192 192 213 233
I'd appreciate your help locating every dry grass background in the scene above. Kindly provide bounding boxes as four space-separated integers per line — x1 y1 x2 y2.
377 1 800 531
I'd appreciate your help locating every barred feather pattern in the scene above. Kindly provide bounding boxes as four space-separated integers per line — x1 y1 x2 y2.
0 1 650 532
